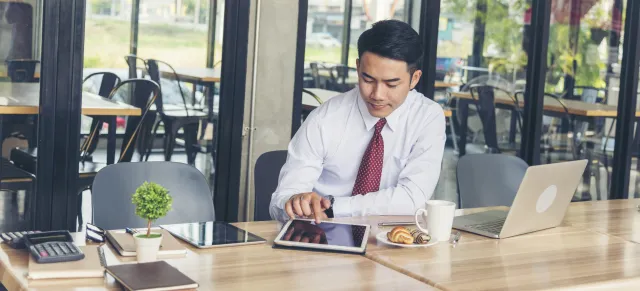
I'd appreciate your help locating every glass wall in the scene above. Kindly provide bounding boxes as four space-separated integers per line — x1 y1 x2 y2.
80 0 223 228
138 0 220 67
437 0 530 205
304 0 417 97
306 0 346 66
539 0 625 201
349 0 412 66
0 0 41 230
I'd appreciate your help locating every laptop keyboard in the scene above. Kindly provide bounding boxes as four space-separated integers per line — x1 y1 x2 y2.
465 218 506 234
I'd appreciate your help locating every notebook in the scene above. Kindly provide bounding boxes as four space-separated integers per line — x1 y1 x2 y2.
27 245 106 280
105 260 198 291
106 229 187 257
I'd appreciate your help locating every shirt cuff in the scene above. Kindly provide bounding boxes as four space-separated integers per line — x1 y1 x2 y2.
332 196 352 217
271 193 295 222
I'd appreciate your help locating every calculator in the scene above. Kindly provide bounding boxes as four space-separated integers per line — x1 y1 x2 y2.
23 231 85 264
0 231 40 249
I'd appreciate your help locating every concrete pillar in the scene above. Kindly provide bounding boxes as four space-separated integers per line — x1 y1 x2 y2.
237 0 299 221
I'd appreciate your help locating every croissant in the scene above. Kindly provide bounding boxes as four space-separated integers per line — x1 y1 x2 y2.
410 229 431 244
387 226 414 244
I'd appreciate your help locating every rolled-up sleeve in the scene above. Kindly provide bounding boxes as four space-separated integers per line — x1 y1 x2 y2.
332 106 446 217
269 111 325 221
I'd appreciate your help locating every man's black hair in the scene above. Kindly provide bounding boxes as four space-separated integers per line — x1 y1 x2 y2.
357 19 423 73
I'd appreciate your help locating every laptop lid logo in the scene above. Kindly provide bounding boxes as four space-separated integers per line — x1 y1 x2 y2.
536 185 557 213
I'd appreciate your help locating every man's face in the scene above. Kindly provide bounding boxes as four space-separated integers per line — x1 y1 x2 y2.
356 52 422 118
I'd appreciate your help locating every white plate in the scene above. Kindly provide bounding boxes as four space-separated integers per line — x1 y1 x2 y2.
375 231 438 248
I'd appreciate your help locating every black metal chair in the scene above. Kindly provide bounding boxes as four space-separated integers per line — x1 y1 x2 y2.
468 85 520 154
456 154 528 208
80 72 122 158
124 54 148 79
144 59 208 165
11 79 161 229
0 158 36 230
327 65 356 92
9 72 122 171
253 150 288 221
5 59 39 83
308 62 322 89
91 161 215 230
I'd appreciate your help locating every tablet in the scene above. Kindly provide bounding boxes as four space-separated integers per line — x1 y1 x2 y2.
160 221 266 248
273 219 370 254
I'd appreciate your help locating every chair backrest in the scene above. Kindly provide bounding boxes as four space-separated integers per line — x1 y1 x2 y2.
5 59 39 83
330 65 348 83
92 161 215 230
309 62 321 88
115 79 161 163
469 85 499 152
81 72 122 157
145 59 192 115
81 79 160 163
254 150 288 221
328 65 356 92
124 54 147 79
456 154 529 208
82 72 122 98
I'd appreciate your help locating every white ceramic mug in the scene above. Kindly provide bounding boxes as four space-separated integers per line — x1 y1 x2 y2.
414 200 456 242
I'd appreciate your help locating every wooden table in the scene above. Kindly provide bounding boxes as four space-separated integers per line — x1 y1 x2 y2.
160 68 221 84
435 81 460 89
0 83 140 164
0 83 140 116
450 91 635 118
0 222 430 290
303 88 452 117
361 203 640 290
4 200 640 290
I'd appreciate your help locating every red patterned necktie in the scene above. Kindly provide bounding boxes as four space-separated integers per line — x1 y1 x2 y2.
352 118 386 196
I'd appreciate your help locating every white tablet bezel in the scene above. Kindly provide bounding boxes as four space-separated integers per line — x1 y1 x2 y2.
273 219 370 254
160 222 267 249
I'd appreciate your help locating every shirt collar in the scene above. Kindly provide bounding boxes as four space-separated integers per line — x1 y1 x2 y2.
356 88 413 132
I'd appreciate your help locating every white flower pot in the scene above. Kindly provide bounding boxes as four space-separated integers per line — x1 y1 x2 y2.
134 232 163 263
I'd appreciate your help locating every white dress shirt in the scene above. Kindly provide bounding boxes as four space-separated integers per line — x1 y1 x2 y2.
269 87 446 221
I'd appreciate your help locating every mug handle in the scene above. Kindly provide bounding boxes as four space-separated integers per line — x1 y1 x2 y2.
414 209 429 234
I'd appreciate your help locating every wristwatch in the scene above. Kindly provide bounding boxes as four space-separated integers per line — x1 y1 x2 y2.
324 195 335 218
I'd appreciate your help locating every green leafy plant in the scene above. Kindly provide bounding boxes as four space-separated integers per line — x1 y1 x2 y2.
131 182 173 238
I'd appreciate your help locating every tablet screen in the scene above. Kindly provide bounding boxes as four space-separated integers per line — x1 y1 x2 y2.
279 220 367 248
161 221 266 247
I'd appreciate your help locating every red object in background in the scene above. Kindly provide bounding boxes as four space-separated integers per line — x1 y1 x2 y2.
523 0 598 25
102 117 126 130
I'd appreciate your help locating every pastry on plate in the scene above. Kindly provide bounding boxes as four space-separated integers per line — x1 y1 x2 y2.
410 229 431 244
387 226 414 244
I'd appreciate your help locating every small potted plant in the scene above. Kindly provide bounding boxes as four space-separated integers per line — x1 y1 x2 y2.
131 181 172 263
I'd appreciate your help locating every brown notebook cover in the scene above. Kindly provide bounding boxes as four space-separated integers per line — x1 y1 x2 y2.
27 245 105 280
106 229 187 257
105 260 198 291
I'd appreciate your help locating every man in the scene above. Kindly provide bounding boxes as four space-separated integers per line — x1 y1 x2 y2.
270 20 446 223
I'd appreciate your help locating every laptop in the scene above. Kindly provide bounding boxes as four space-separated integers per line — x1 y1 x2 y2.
452 159 588 239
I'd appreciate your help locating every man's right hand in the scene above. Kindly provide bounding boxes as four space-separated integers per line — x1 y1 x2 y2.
285 192 332 223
